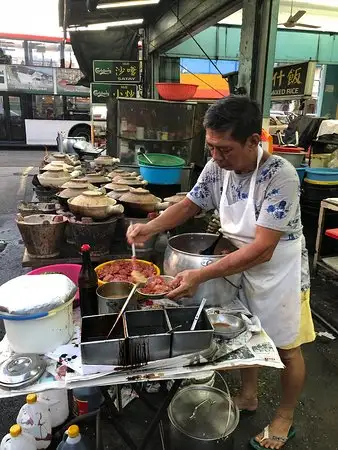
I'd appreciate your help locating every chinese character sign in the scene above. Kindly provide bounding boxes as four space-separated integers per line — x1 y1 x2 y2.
91 83 137 104
271 62 312 98
93 61 140 83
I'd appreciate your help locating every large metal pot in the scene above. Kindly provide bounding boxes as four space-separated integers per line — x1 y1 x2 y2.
163 233 242 307
167 385 239 450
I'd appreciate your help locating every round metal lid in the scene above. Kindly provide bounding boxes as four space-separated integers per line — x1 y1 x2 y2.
168 385 239 441
0 354 46 390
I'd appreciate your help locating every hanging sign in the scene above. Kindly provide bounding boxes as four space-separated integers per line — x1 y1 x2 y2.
56 68 89 96
91 83 137 104
271 61 316 99
93 60 140 83
6 65 54 94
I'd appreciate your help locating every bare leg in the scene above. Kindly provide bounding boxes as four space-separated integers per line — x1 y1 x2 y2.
255 346 306 449
233 367 259 411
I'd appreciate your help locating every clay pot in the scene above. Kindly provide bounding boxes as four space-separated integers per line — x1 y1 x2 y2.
164 192 188 206
105 182 130 191
16 214 67 258
119 188 162 217
107 169 130 179
42 162 74 172
56 181 95 207
94 156 119 167
68 216 119 256
68 190 124 220
84 173 111 186
38 166 71 188
106 185 130 200
18 202 58 217
61 178 90 188
44 153 78 166
113 176 147 188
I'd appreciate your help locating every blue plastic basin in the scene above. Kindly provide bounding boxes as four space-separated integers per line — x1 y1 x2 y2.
296 168 306 183
305 168 338 182
140 165 183 185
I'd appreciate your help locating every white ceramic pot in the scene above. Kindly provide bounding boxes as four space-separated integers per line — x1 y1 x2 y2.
3 299 74 354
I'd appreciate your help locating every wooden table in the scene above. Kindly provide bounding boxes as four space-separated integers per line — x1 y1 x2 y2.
313 198 338 275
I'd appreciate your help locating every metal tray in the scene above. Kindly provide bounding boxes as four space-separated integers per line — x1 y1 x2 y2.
166 307 214 357
125 310 171 363
81 313 125 366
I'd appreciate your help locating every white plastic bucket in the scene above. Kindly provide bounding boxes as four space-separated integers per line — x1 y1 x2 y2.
3 299 74 354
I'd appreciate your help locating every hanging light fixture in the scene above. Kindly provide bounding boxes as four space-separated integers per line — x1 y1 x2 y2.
72 18 144 31
97 0 160 8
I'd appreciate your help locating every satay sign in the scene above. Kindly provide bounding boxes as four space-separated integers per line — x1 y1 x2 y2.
93 60 140 83
271 61 316 99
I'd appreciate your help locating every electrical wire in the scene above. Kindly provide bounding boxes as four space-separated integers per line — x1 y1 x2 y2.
123 24 227 97
169 5 224 77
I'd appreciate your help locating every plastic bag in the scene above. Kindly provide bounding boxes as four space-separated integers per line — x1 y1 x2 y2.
0 274 76 315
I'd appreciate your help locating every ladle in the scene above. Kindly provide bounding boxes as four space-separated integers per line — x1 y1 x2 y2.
199 232 223 256
138 147 154 165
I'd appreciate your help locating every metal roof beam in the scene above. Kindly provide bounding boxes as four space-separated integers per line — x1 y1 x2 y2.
148 0 243 53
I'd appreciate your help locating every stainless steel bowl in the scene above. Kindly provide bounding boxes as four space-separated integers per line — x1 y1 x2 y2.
136 275 175 300
207 312 246 339
96 281 136 314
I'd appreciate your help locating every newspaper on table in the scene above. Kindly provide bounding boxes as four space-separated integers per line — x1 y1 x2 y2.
0 298 283 398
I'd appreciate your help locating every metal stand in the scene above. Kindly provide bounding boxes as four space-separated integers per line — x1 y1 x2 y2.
313 198 338 275
55 380 183 450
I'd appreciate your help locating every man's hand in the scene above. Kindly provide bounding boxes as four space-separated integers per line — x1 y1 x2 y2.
127 223 154 246
167 269 202 300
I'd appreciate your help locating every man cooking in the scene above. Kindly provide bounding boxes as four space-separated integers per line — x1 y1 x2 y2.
127 96 315 449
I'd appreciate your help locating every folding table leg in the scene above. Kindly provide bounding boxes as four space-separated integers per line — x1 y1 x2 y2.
314 203 326 273
100 387 138 450
137 379 183 450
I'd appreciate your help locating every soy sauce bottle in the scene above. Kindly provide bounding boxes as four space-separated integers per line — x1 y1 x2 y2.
78 244 98 317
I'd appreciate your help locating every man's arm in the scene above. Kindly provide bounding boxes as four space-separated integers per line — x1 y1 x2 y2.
147 198 201 234
197 226 282 282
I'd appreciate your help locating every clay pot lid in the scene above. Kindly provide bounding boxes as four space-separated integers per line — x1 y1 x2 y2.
108 169 127 178
45 166 64 172
105 183 129 192
164 192 188 203
119 187 160 204
61 180 89 189
86 172 103 177
106 182 130 190
83 190 104 197
115 178 146 186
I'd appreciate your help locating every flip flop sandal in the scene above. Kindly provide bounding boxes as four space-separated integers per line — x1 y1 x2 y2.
249 425 296 449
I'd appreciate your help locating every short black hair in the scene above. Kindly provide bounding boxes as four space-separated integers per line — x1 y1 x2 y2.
203 96 262 144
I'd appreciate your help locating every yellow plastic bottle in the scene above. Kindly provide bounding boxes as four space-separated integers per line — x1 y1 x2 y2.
0 424 37 450
16 394 52 449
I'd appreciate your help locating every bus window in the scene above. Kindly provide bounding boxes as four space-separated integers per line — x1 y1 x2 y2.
32 95 63 120
65 96 90 121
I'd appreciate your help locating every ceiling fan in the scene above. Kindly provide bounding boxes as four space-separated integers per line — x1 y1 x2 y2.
279 1 321 29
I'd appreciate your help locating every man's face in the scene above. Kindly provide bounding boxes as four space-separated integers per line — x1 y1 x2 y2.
206 129 258 171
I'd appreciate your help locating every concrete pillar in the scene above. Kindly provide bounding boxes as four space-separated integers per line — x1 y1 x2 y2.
238 0 280 123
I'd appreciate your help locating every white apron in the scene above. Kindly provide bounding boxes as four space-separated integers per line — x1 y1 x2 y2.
219 146 301 347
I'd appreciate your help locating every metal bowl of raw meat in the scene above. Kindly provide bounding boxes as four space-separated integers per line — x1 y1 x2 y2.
136 275 176 300
207 312 246 339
